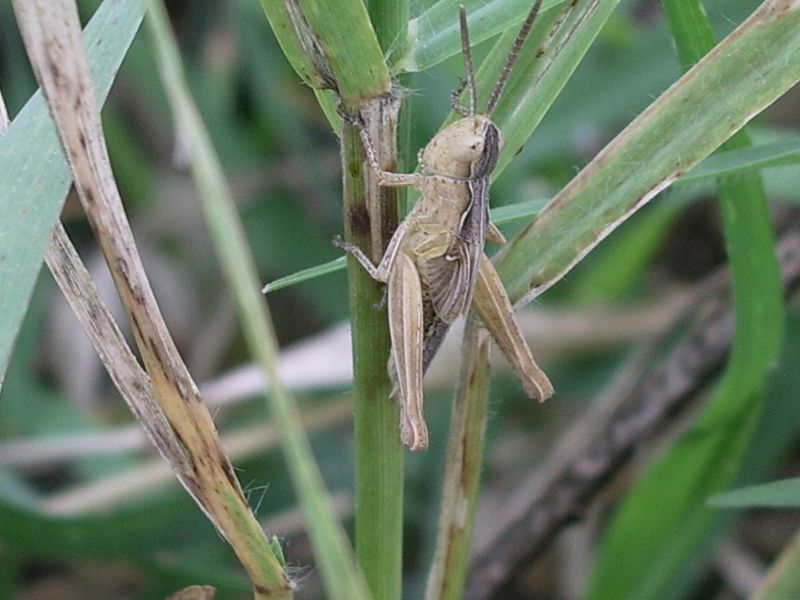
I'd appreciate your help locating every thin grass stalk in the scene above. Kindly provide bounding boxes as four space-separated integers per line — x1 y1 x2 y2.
145 3 372 599
341 117 403 600
425 317 491 600
258 2 401 596
348 3 409 599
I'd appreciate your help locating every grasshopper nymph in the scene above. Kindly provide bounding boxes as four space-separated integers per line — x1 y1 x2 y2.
337 1 553 450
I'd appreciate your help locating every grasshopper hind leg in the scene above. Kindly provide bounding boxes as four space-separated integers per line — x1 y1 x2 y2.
474 255 553 401
388 252 428 450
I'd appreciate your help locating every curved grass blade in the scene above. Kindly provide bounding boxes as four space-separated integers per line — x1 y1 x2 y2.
585 1 784 597
494 0 800 307
709 478 800 509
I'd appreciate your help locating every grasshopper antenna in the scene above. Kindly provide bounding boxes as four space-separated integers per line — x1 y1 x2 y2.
484 0 544 116
459 5 477 116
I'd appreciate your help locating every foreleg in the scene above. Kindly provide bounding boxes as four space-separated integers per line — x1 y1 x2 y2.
338 108 422 188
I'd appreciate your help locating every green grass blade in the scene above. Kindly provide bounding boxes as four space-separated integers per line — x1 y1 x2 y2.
660 0 715 67
495 0 800 307
258 0 338 90
353 3 409 599
473 0 622 176
677 137 800 184
0 0 146 387
263 257 347 294
259 0 390 105
297 0 389 103
491 197 549 224
146 4 372 599
398 0 565 72
709 478 800 508
585 2 784 598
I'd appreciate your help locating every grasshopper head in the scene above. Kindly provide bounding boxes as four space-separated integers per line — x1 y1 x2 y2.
422 115 502 177
451 133 485 162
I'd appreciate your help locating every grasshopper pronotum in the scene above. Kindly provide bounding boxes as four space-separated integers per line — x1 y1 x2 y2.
337 1 553 450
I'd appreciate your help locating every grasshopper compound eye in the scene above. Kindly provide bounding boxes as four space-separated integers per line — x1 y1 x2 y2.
450 134 485 163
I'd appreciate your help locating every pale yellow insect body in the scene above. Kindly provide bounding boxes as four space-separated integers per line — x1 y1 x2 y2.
336 3 553 450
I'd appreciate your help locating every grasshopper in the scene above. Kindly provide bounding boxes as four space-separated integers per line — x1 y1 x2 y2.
337 1 553 450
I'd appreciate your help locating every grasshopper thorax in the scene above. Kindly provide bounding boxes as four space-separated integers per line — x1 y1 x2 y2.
420 115 501 179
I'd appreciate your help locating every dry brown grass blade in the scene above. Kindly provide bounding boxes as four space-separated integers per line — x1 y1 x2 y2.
44 223 193 487
10 1 292 597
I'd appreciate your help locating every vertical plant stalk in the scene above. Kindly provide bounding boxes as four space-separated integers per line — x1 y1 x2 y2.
342 97 404 599
348 3 409 599
145 3 372 600
11 2 292 598
425 318 491 600
259 1 399 596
